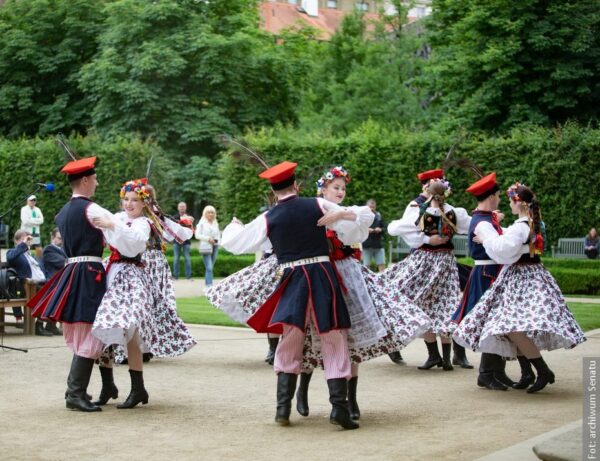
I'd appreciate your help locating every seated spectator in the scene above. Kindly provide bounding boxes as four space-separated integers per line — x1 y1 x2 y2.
43 227 67 279
585 228 599 259
7 230 56 336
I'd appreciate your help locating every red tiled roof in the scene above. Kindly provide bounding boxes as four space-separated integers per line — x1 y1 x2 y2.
259 2 383 40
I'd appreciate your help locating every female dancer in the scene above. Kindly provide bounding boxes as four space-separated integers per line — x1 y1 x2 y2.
296 166 431 420
383 179 471 371
93 180 197 407
453 183 586 392
91 179 154 409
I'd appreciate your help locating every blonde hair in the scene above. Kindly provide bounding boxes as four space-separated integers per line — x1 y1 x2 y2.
201 205 217 222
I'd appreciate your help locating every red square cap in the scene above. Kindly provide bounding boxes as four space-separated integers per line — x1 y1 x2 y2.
258 161 298 190
466 172 498 197
60 157 97 181
416 169 444 181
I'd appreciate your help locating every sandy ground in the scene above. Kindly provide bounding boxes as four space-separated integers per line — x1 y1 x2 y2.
0 322 597 461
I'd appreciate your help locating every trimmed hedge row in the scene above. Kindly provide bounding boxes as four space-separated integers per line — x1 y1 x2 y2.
0 134 169 239
215 121 600 247
166 251 255 278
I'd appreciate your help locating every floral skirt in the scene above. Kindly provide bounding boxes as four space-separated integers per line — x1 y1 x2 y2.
453 263 586 357
301 258 431 370
207 256 431 367
379 249 460 336
92 263 154 354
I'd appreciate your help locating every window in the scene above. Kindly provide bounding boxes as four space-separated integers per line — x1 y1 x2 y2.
355 2 368 12
327 0 337 8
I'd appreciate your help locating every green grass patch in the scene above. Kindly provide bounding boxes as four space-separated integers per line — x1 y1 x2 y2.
176 297 599 333
567 303 600 332
176 296 245 328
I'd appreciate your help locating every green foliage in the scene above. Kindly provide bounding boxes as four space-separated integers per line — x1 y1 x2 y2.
0 134 167 237
215 121 600 249
79 0 302 160
166 248 255 278
424 0 600 131
0 0 106 137
551 268 600 295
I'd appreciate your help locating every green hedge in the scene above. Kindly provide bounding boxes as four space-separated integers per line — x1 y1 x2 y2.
166 249 255 278
0 134 170 241
215 121 600 247
456 257 600 295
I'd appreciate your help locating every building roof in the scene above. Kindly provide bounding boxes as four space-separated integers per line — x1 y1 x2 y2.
259 2 384 40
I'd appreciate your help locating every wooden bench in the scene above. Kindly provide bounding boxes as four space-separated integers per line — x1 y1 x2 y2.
0 280 37 335
388 234 470 264
551 238 586 258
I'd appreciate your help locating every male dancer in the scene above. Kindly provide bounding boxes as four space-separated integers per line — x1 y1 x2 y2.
222 161 371 430
30 157 115 411
452 172 513 390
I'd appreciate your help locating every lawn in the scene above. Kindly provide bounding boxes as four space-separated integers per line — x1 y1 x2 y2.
177 297 599 332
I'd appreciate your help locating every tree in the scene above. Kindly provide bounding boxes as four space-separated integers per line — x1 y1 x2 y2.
0 0 106 137
298 9 425 132
79 0 303 160
424 0 600 131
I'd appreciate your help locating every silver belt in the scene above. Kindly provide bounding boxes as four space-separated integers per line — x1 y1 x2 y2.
67 256 103 264
474 259 497 266
279 256 330 270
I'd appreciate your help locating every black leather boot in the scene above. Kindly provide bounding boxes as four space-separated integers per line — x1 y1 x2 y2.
117 370 149 409
452 340 474 369
493 356 515 387
527 357 555 393
441 343 454 371
35 320 53 337
418 340 443 370
388 351 405 364
296 372 312 417
65 355 102 412
348 376 360 421
477 353 508 391
327 378 359 430
513 355 535 389
92 366 119 406
142 353 153 363
275 373 297 425
265 336 279 365
45 321 62 336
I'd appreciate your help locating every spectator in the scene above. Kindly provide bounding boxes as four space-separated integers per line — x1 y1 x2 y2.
43 227 67 279
195 205 221 289
362 199 386 272
585 228 599 259
7 230 55 336
172 202 194 280
20 195 44 249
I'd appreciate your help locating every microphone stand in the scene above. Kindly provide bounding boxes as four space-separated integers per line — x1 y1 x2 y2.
0 185 43 353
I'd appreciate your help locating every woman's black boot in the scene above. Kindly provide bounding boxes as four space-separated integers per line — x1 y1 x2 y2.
512 355 536 389
295 372 312 417
441 343 454 371
117 369 149 409
527 357 555 393
418 341 443 370
92 366 119 406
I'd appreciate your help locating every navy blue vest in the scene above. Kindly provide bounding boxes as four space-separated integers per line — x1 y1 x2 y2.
452 210 501 323
56 197 104 258
266 196 329 264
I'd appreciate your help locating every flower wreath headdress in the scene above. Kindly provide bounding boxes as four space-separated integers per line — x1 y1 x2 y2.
506 182 524 202
120 177 151 202
316 166 351 195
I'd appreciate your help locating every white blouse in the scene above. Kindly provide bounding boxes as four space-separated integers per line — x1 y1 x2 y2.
388 202 471 248
221 196 374 255
477 217 531 265
195 219 221 243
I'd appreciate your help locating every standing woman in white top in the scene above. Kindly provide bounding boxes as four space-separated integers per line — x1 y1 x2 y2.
195 205 221 288
453 183 586 393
